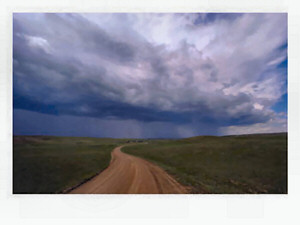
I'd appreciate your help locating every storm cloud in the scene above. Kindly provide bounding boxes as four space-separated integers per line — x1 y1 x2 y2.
13 13 287 137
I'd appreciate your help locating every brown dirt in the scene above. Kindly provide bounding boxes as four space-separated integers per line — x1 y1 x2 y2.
69 145 188 194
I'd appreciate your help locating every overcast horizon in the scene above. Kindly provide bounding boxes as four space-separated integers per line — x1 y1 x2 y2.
13 13 287 138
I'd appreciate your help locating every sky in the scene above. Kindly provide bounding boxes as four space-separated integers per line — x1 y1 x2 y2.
13 13 287 138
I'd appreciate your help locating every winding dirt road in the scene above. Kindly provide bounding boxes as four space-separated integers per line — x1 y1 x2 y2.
70 145 187 194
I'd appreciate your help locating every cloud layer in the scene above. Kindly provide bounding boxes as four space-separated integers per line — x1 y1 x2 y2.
13 13 287 137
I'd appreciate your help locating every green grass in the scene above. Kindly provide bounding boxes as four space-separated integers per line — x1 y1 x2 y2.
13 136 127 194
14 133 287 194
123 133 287 194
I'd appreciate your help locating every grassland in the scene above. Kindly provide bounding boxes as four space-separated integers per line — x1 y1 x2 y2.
13 133 287 194
123 133 287 194
13 136 127 194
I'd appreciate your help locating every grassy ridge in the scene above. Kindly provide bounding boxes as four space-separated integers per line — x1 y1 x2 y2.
13 136 126 194
123 133 287 194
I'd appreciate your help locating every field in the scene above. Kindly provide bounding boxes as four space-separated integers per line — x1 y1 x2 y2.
13 136 126 194
13 133 287 194
123 133 287 194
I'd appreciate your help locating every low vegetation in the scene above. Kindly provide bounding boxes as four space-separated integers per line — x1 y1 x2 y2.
14 133 287 194
123 133 287 194
13 136 126 194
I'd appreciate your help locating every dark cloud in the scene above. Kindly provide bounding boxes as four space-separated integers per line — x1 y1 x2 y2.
13 13 287 137
13 109 218 138
194 13 244 25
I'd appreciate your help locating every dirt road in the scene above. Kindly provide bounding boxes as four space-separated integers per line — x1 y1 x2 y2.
70 145 187 194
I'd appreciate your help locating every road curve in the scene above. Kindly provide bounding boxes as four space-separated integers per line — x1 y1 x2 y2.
70 145 187 194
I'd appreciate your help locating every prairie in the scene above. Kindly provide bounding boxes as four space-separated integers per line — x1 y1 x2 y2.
13 136 126 194
123 133 287 194
13 133 287 194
